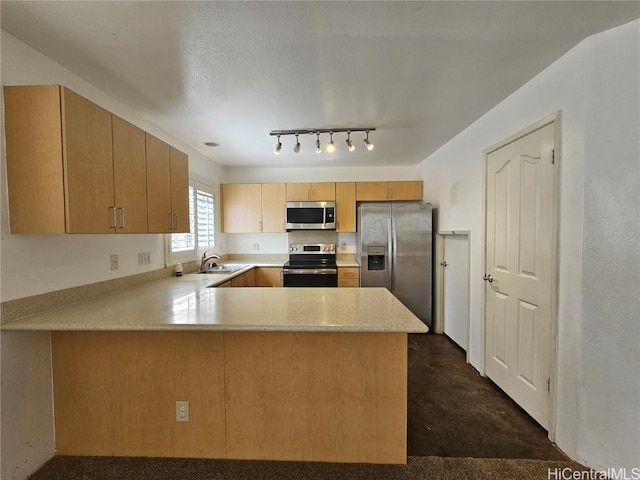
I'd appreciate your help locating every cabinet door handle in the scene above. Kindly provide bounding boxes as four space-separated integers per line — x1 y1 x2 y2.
172 213 178 231
258 221 263 232
385 188 389 199
117 207 125 230
109 206 117 229
389 188 394 199
169 213 173 231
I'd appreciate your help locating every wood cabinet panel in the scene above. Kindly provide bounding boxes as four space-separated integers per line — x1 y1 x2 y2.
285 183 312 201
52 332 226 458
3 85 66 233
62 88 114 233
170 147 190 233
221 184 262 233
231 269 256 287
112 115 148 233
286 182 335 201
146 134 172 233
261 183 285 232
224 332 407 463
389 181 423 201
356 181 423 201
311 182 335 201
356 181 388 201
338 267 360 287
255 267 283 287
335 182 356 232
4 85 189 235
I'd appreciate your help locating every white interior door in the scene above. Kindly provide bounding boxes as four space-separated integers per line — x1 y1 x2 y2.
443 234 469 351
484 121 556 429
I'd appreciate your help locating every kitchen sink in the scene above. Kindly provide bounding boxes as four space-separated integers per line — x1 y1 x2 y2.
197 264 248 274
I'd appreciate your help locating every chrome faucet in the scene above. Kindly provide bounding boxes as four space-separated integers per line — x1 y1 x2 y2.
199 251 221 272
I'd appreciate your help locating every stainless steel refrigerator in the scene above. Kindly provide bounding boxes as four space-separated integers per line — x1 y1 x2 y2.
357 202 432 327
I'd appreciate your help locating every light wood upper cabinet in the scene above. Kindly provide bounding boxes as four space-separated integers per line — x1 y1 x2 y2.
261 183 286 233
356 181 422 201
221 184 262 233
169 147 190 233
221 183 286 233
62 88 115 233
146 135 190 234
335 182 356 233
286 182 335 201
388 181 423 201
3 85 188 234
146 134 172 233
4 85 66 233
112 116 148 233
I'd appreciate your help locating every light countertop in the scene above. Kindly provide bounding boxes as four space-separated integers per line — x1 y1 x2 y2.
1 272 427 333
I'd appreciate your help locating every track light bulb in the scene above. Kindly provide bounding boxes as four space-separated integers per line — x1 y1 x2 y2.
273 135 282 155
293 134 301 153
326 132 336 153
363 131 374 151
315 133 321 153
346 132 355 152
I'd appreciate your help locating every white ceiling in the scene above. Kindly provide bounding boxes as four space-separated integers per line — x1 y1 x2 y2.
2 1 638 168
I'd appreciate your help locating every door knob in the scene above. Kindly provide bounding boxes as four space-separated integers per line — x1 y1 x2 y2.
483 274 494 283
441 261 449 267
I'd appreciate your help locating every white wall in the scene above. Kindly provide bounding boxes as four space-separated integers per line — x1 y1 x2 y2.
418 20 639 470
0 32 223 479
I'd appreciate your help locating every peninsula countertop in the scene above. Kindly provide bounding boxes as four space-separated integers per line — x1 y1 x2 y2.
1 273 428 333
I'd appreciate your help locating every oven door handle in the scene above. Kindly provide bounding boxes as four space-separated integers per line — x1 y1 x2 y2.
283 268 338 275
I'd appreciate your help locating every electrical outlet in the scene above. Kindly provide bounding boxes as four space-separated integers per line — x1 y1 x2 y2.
110 254 119 271
138 251 151 266
176 401 189 422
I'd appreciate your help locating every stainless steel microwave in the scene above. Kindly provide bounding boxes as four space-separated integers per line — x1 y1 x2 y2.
285 201 336 230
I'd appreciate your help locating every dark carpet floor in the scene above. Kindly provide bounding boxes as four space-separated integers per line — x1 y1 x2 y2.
28 333 572 479
407 333 566 459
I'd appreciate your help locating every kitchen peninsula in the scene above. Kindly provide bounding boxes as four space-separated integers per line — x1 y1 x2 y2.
2 272 428 464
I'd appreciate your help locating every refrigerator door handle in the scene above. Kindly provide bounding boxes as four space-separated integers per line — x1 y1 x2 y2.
391 216 398 292
387 217 393 290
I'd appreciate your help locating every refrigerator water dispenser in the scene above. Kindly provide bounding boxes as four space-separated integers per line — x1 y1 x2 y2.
367 246 386 270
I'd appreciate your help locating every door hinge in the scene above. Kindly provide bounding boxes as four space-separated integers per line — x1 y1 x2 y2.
551 149 555 165
547 377 551 392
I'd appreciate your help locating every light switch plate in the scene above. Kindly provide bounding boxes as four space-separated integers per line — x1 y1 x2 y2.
110 254 119 270
176 401 189 422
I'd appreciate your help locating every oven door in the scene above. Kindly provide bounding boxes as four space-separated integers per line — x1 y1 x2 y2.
282 268 338 287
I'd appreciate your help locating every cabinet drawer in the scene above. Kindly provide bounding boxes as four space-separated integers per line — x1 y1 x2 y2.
338 267 359 279
338 279 359 288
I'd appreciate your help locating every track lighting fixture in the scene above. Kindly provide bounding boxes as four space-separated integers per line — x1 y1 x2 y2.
269 128 376 155
363 130 374 151
326 132 336 153
273 134 282 155
293 134 301 153
346 131 355 152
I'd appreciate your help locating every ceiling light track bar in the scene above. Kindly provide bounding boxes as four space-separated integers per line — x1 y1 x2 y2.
269 128 376 136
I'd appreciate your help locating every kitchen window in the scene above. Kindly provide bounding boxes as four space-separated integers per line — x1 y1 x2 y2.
167 179 216 265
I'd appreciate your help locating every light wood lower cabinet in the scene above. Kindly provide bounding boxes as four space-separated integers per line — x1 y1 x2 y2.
52 331 407 464
230 269 256 287
255 267 284 287
338 267 360 287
